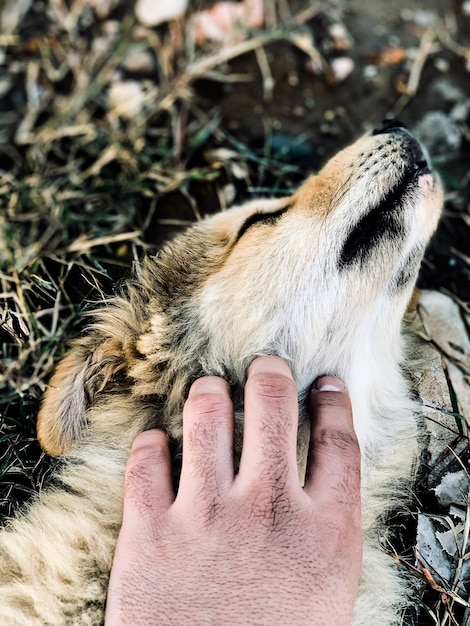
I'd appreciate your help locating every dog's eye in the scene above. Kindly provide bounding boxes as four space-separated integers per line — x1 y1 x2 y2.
237 208 289 240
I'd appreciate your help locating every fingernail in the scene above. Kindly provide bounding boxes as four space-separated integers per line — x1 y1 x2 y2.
247 355 292 378
313 376 345 392
188 376 230 398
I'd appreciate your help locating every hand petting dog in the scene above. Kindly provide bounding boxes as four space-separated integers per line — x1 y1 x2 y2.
106 356 362 626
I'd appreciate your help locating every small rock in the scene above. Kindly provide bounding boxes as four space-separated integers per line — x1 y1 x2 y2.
450 102 470 123
135 0 189 27
433 57 450 73
108 80 146 120
122 47 155 74
330 57 354 83
414 9 438 28
191 0 264 44
328 22 353 51
415 111 462 157
363 65 378 80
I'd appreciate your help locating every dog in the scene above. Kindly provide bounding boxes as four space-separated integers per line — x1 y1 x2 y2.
0 119 443 625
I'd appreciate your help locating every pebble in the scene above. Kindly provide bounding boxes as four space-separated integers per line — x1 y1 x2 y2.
415 111 462 157
433 57 450 73
134 0 189 26
330 57 354 83
328 22 353 51
288 72 299 87
122 48 155 74
108 80 146 119
400 8 437 27
413 9 438 27
363 65 378 80
450 102 470 123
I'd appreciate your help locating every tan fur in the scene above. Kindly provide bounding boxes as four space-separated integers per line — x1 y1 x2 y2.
1 125 443 625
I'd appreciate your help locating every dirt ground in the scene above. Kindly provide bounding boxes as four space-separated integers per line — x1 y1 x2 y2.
199 0 470 300
3 1 469 298
136 0 470 303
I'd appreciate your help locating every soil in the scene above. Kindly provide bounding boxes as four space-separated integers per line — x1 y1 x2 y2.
161 0 470 303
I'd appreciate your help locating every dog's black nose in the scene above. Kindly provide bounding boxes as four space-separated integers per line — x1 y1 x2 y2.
372 119 408 135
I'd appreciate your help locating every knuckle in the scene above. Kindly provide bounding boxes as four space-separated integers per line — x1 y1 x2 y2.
314 427 360 459
130 430 170 467
313 390 351 410
315 509 361 549
184 392 233 422
130 429 168 459
245 482 295 534
249 372 297 404
323 497 362 533
183 393 233 457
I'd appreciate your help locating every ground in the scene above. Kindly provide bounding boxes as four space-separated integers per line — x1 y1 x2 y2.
0 0 469 623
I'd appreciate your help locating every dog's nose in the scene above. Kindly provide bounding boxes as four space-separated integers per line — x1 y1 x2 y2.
372 119 408 135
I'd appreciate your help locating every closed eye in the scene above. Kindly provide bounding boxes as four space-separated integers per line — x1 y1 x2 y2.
236 207 289 240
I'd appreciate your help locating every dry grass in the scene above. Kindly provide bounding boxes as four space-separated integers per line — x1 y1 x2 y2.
0 0 318 517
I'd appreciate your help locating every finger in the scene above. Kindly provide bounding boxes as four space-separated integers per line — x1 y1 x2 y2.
178 376 234 499
304 377 361 513
122 429 175 527
238 356 299 485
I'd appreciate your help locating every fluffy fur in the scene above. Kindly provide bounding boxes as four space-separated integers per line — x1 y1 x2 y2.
0 122 443 625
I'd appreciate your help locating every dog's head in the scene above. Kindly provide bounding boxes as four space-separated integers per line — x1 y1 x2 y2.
38 120 443 455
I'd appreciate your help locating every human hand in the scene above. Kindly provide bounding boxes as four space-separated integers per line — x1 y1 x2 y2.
105 356 362 625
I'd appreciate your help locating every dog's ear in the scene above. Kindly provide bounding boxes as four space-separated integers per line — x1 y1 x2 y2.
37 336 128 456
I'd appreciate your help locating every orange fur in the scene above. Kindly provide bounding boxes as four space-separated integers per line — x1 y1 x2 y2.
1 124 444 625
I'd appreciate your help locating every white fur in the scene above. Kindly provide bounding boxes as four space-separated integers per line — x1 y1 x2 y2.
0 127 444 625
